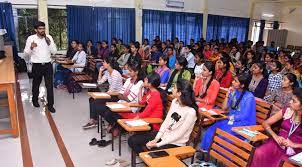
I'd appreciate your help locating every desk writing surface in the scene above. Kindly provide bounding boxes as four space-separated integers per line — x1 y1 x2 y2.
232 125 268 142
0 46 15 84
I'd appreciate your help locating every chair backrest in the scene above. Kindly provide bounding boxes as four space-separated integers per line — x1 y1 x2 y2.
215 87 228 108
209 128 255 167
255 99 272 124
279 160 298 167
166 94 174 112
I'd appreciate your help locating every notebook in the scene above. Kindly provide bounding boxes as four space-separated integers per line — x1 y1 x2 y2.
238 128 259 138
125 119 149 127
289 152 302 165
207 110 218 115
106 103 127 109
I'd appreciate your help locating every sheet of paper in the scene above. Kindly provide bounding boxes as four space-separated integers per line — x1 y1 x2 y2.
290 152 302 165
106 103 127 109
125 119 149 127
92 92 110 97
82 83 97 87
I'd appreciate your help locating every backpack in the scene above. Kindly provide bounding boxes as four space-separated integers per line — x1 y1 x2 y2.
67 78 82 93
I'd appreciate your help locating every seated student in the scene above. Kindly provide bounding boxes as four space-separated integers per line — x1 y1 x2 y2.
66 40 78 59
215 55 233 88
104 72 165 134
281 59 301 81
155 55 170 86
140 39 150 60
184 45 195 73
149 44 161 62
243 51 256 70
266 60 283 95
200 73 256 152
235 58 250 76
127 42 142 66
128 79 198 154
82 56 124 129
98 40 110 59
54 43 87 88
251 88 302 167
264 53 275 73
248 62 269 98
166 57 191 93
194 61 220 110
109 44 119 60
203 44 213 60
264 73 298 116
86 40 96 56
117 44 130 67
209 47 220 62
97 63 144 135
192 52 205 79
167 46 176 69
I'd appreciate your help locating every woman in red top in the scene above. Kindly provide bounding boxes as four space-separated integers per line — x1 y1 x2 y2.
215 53 233 88
117 72 165 131
194 61 220 110
203 44 213 60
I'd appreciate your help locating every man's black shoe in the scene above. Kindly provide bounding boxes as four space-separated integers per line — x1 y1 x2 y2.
32 101 40 108
48 106 56 113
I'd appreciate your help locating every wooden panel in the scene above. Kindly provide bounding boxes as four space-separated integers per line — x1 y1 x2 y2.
256 100 271 109
256 112 267 119
210 150 239 167
213 136 250 160
0 46 15 84
216 129 253 151
256 105 271 115
212 143 247 167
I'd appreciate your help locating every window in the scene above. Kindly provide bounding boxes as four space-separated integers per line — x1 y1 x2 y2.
16 8 67 52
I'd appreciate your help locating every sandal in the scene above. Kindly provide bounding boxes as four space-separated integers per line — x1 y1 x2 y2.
89 138 98 146
105 158 126 166
98 140 112 147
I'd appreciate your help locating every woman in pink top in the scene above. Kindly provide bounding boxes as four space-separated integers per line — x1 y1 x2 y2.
194 61 220 110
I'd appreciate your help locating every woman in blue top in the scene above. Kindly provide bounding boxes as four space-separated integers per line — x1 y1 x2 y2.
200 73 256 151
155 55 171 87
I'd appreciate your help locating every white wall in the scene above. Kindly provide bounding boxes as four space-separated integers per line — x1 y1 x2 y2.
252 2 283 21
208 0 249 18
142 0 203 13
281 7 302 46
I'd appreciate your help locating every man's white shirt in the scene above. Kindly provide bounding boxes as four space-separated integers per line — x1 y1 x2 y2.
24 34 57 63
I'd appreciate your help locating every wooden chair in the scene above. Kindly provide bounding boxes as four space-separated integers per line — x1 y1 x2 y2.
255 99 272 125
208 128 255 167
214 87 228 108
279 160 298 167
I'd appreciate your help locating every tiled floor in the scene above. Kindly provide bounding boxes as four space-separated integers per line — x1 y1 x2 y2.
1 73 138 167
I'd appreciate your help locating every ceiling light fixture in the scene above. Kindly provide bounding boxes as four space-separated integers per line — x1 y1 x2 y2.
262 13 275 17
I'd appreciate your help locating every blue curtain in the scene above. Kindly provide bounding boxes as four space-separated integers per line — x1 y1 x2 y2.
0 2 18 61
67 5 135 45
143 9 203 44
206 14 250 42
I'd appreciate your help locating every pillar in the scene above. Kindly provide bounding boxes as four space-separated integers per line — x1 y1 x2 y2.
37 0 49 34
202 0 208 40
247 0 255 41
135 0 143 43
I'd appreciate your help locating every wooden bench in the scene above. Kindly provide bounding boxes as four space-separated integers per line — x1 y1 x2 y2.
280 160 299 167
214 87 228 108
208 128 255 167
255 98 272 125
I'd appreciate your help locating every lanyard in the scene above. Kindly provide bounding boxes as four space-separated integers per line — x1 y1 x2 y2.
288 119 300 138
124 80 134 97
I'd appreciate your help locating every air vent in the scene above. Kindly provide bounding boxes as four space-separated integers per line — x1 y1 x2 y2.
166 0 184 8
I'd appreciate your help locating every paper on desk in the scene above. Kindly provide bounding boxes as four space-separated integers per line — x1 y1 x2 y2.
207 110 218 115
290 152 302 165
238 129 259 137
125 119 149 127
82 83 97 87
106 103 127 109
92 92 110 97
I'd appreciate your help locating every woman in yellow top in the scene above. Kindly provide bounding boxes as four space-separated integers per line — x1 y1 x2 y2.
166 57 191 93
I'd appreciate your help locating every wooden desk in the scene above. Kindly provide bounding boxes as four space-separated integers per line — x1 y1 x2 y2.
88 92 111 99
0 45 19 137
106 102 132 112
79 83 98 89
139 155 185 167
199 109 228 122
232 125 268 142
117 118 163 132
139 146 196 167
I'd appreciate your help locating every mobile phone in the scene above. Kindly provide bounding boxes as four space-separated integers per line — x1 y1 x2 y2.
211 114 224 119
148 150 169 158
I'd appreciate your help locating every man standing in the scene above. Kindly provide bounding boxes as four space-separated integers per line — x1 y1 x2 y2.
24 21 57 113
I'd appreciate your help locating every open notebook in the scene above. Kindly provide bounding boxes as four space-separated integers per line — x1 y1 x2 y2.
125 119 149 127
289 152 302 165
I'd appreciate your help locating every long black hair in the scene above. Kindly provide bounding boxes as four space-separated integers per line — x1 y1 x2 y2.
166 57 188 90
104 56 122 74
231 73 250 110
176 79 199 116
128 62 145 84
284 73 298 89
253 62 269 78
159 54 169 66
199 61 215 98
146 72 167 114
217 52 231 82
